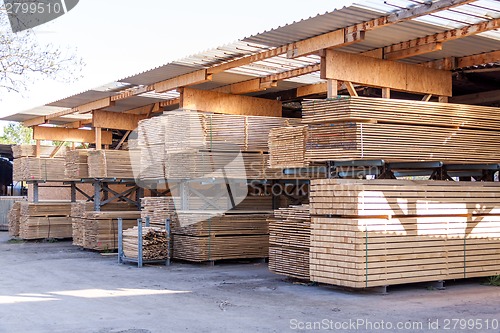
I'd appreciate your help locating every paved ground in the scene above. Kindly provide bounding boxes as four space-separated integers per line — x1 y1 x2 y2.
1 232 500 333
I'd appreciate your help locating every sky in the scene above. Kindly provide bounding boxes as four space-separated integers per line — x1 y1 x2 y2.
0 0 357 121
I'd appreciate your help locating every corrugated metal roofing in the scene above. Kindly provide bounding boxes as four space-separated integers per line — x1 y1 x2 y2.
5 0 500 123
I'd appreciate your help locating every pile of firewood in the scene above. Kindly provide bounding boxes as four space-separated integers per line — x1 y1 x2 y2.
123 226 169 260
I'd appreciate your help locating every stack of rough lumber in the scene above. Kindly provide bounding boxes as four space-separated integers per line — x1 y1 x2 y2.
19 202 72 239
309 179 500 288
65 150 90 179
123 226 169 260
8 201 25 237
302 97 500 164
71 201 139 250
268 205 311 280
135 111 296 182
140 197 176 229
12 145 69 159
88 150 140 178
268 126 308 168
172 211 270 262
13 157 66 181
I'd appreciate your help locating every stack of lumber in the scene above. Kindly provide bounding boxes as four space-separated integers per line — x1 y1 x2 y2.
309 179 500 288
299 97 500 164
268 126 308 168
246 116 300 151
13 157 66 181
123 226 169 260
65 150 90 179
19 202 72 239
8 201 23 237
268 205 311 280
141 197 176 228
88 150 140 179
71 201 87 246
12 145 69 159
172 211 270 262
80 211 140 251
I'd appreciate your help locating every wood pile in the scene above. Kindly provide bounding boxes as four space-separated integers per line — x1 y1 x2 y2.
309 179 500 288
123 226 169 260
19 202 72 239
88 150 140 179
302 97 500 164
13 157 67 181
141 197 176 228
268 126 308 168
8 201 24 237
12 145 69 159
65 150 90 179
268 205 311 280
172 211 270 262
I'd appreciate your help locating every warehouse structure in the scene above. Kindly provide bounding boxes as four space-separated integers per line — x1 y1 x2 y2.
3 0 500 290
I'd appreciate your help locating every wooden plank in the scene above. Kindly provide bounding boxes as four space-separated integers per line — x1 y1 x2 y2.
49 142 65 158
154 69 211 93
95 127 102 150
327 80 338 98
345 81 358 97
322 50 452 96
180 87 282 117
297 83 328 98
33 126 112 144
35 140 41 158
23 116 46 127
457 50 500 68
213 79 262 95
287 29 346 58
382 87 391 99
92 110 146 130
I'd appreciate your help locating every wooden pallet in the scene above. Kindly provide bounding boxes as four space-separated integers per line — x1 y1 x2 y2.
309 179 500 288
268 205 311 280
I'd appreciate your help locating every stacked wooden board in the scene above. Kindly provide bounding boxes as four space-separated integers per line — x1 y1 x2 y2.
172 211 270 262
268 126 308 168
88 150 140 179
268 205 311 280
268 97 500 167
19 202 72 239
13 157 67 181
309 179 500 288
302 97 500 164
123 226 169 260
140 197 176 229
8 201 24 237
12 145 69 159
135 111 297 182
65 150 90 179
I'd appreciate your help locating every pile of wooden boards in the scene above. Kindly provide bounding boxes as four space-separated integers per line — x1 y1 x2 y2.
8 201 24 237
65 150 90 179
140 197 176 228
135 111 297 182
309 179 500 288
71 201 140 251
123 226 169 260
268 205 311 280
88 150 140 179
172 211 270 262
268 97 500 167
19 202 72 239
268 126 308 168
12 145 69 159
13 157 66 181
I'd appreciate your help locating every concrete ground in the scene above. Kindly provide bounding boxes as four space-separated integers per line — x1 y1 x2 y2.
1 232 500 333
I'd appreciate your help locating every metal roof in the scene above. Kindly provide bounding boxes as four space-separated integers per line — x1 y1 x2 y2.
4 0 500 124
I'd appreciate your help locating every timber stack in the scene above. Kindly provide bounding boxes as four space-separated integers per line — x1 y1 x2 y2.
172 211 270 262
8 201 24 238
19 202 73 240
268 97 500 167
268 205 311 280
309 179 500 288
140 196 177 229
65 150 90 179
88 150 140 179
123 226 169 260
